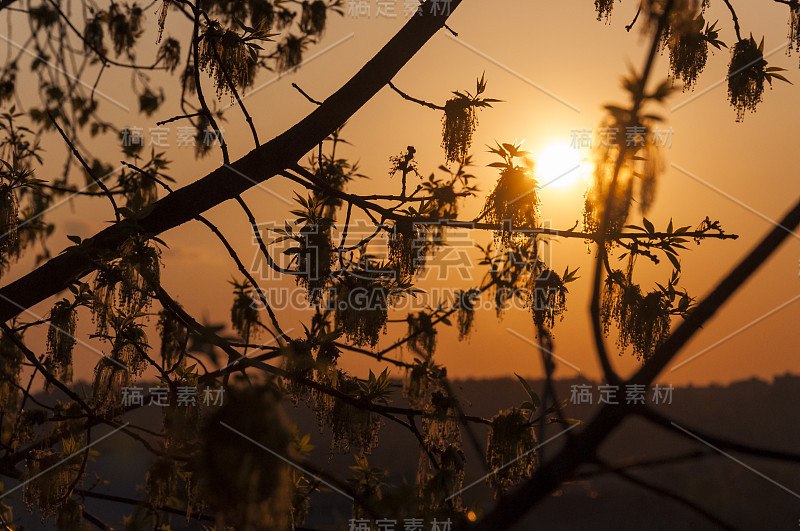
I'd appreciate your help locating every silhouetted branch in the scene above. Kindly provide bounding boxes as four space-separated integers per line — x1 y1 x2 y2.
47 113 121 222
626 3 642 32
598 459 738 530
81 509 110 530
465 191 800 530
43 0 167 70
155 285 491 430
637 406 800 463
573 449 711 479
121 161 283 341
292 83 322 105
0 0 467 322
589 0 675 388
74 489 215 522
722 0 743 41
388 81 445 110
156 112 203 126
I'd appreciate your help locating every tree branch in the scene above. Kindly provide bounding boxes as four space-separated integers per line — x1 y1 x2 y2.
466 192 800 529
598 458 737 530
0 0 467 322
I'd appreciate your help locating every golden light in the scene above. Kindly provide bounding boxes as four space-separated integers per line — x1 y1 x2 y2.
534 143 586 189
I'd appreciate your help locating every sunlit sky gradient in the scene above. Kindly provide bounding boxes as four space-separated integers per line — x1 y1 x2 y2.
4 0 799 387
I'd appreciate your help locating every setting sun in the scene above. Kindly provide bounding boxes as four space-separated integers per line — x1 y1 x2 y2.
3 1 798 528
535 142 585 189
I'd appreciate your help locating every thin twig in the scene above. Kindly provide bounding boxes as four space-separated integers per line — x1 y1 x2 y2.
47 113 121 221
292 83 322 105
387 81 444 110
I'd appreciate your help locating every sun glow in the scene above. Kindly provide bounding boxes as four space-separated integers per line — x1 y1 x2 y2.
535 143 586 189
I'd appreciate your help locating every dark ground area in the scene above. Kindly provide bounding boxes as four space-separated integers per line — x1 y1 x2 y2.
5 374 800 530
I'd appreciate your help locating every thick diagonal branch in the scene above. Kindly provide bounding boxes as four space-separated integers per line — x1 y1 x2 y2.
0 0 464 322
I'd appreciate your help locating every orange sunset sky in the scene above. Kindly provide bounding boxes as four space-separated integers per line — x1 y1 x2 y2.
3 0 799 388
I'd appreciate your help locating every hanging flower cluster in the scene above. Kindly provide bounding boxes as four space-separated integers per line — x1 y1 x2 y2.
281 338 316 403
727 36 789 121
728 37 766 121
52 401 85 442
199 0 248 24
790 4 800 60
121 237 161 305
584 179 627 247
583 92 667 242
330 373 382 456
0 183 18 254
146 456 178 508
0 64 15 105
163 392 199 451
594 0 614 22
109 316 149 377
482 236 542 317
157 36 181 73
0 331 22 414
419 444 465 511
665 16 725 91
600 268 672 361
455 289 479 340
276 34 308 73
406 311 437 357
422 391 461 453
156 0 171 44
138 86 165 117
312 339 340 429
91 265 121 335
418 157 479 224
283 194 335 303
643 0 703 28
290 473 316 529
157 308 188 369
441 75 498 164
84 15 105 55
108 3 144 57
403 357 444 409
529 269 569 331
44 300 77 388
388 219 431 278
92 236 161 334
332 270 393 347
274 4 298 30
92 356 131 410
230 278 261 340
192 113 214 158
442 98 476 165
197 385 293 529
23 449 80 517
199 23 256 98
311 129 363 213
485 408 536 494
250 0 276 30
481 142 539 245
18 409 48 445
300 1 327 36
298 223 335 303
488 281 512 316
